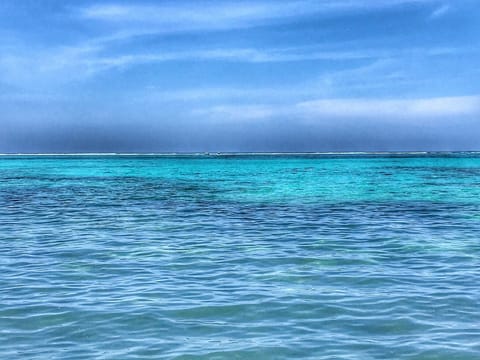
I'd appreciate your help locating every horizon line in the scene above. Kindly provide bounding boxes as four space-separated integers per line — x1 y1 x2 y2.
1 151 480 156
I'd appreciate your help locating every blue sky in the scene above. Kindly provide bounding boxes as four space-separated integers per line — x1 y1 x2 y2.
1 0 479 152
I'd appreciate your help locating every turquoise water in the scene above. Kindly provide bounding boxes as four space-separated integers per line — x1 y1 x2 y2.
1 154 480 359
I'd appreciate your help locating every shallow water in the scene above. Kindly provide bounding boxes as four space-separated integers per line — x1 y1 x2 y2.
1 154 479 359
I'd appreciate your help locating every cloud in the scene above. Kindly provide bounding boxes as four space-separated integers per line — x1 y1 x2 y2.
138 87 280 102
0 0 457 90
429 4 450 19
0 0 469 102
193 95 480 122
192 104 279 121
74 46 443 70
298 96 480 119
79 0 439 34
1 42 461 90
79 2 306 32
0 45 103 88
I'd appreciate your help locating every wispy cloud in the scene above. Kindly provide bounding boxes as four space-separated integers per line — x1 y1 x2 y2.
1 43 461 89
138 87 287 102
193 95 480 122
0 45 102 87
429 4 450 19
298 95 480 119
192 104 279 121
78 1 306 35
79 0 440 34
0 0 457 90
0 0 471 104
78 45 458 70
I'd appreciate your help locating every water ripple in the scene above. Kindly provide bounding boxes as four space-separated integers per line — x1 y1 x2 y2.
1 155 480 359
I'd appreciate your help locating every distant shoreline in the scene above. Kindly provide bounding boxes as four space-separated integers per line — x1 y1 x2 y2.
1 151 479 156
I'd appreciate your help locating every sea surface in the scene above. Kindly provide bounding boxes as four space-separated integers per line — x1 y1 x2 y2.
1 153 479 359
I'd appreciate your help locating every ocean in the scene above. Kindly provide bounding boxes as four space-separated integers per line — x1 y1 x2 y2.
1 153 479 359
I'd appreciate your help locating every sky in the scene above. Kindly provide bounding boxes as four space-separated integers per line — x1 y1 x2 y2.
0 0 479 152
